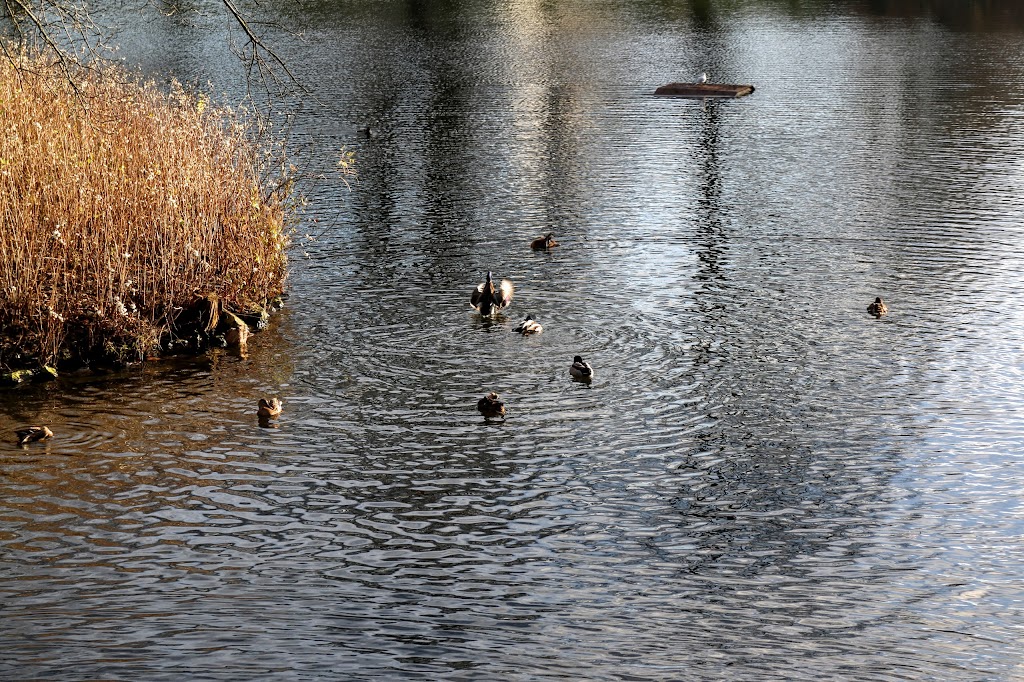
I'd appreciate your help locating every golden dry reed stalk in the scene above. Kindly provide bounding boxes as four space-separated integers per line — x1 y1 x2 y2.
0 48 291 371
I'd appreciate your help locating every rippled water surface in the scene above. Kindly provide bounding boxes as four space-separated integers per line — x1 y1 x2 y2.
4 1 1024 679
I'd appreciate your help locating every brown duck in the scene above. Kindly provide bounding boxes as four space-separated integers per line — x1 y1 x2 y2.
477 392 506 419
257 398 282 419
471 272 514 317
15 426 53 445
221 310 250 347
530 233 559 250
867 297 889 317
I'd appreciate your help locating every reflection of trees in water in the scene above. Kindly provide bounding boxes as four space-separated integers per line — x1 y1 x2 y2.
350 0 595 284
857 0 1024 29
674 355 908 622
679 101 908 608
689 0 727 289
347 10 474 283
690 98 728 377
538 85 587 238
405 0 481 253
693 101 725 289
649 0 1024 30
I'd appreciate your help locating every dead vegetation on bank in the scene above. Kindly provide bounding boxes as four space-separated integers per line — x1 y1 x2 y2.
0 48 294 378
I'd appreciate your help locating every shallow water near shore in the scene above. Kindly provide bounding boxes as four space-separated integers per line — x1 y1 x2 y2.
4 1 1024 679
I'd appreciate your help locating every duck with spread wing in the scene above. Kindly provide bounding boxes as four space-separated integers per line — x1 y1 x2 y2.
471 272 514 317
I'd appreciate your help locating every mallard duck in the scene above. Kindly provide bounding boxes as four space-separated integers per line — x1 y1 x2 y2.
471 272 514 317
867 296 889 317
513 314 543 335
477 392 506 419
570 355 594 381
257 398 282 419
221 310 250 347
226 324 249 347
530 233 559 250
15 426 53 445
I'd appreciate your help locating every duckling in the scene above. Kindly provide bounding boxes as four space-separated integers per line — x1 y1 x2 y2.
257 398 282 419
15 426 53 446
471 272 514 317
867 296 889 317
530 233 559 250
477 392 506 419
570 355 594 381
513 314 543 335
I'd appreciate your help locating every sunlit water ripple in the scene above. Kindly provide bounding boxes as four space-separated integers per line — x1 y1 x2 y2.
4 2 1024 680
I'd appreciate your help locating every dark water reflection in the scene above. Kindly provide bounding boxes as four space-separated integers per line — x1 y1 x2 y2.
4 1 1024 679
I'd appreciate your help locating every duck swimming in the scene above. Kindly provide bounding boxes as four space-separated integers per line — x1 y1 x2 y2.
867 297 889 317
530 233 559 250
513 314 543 335
471 272 514 317
218 309 250 348
477 392 506 419
226 323 250 347
257 398 282 419
15 426 53 445
570 355 594 381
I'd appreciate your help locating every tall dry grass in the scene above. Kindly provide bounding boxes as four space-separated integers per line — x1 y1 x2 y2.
0 48 292 371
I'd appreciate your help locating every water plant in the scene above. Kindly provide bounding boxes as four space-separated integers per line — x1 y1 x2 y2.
0 47 294 374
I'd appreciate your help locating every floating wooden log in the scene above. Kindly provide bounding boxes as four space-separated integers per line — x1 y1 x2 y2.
654 82 755 98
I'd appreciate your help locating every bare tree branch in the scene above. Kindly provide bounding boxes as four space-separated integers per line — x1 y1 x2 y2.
0 0 305 100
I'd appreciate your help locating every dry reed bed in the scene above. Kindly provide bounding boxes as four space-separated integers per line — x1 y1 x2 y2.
0 50 291 373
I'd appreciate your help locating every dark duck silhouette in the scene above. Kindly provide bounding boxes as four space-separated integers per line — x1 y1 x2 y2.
570 355 594 381
477 392 506 419
867 297 889 317
471 272 514 317
530 233 559 250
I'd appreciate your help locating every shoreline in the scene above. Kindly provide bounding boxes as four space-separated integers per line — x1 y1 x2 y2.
0 49 294 383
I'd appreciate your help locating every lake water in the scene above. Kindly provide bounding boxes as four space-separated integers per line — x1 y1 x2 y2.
4 1 1024 679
